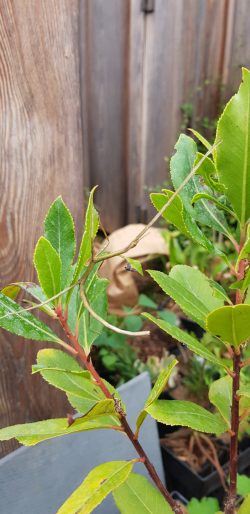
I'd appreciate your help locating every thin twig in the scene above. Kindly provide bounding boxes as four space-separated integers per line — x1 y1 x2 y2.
93 142 221 264
56 306 183 514
79 283 150 338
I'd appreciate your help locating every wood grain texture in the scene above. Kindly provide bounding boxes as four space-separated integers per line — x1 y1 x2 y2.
0 0 84 457
222 0 250 100
79 0 129 232
128 0 228 222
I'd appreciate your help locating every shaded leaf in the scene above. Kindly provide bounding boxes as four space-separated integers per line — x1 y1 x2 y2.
45 196 75 287
78 277 108 351
57 460 135 514
0 292 61 343
215 67 250 225
146 400 227 434
206 305 250 347
142 313 225 368
33 237 61 303
170 134 231 237
113 473 173 514
138 294 157 309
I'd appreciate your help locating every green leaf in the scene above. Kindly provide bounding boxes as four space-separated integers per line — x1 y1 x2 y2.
206 305 250 347
191 192 234 217
78 277 108 351
151 190 214 251
209 376 232 427
170 265 224 311
33 349 103 411
113 473 173 514
33 349 124 414
146 400 227 434
170 134 231 237
145 359 178 408
244 287 250 304
123 315 143 332
150 190 191 238
238 495 250 514
17 282 56 316
148 268 223 328
72 186 99 283
33 237 61 303
209 279 232 305
1 284 20 300
187 497 220 514
57 460 135 514
194 152 225 193
158 310 178 325
238 386 250 399
238 474 250 497
124 257 143 276
236 226 250 269
0 415 121 446
215 67 250 225
138 294 157 309
136 359 178 434
142 313 225 368
189 128 212 151
44 196 76 287
0 292 61 343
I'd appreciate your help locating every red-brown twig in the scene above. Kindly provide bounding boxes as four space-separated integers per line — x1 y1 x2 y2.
55 306 183 514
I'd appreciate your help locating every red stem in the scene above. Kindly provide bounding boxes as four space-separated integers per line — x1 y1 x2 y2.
56 307 183 514
225 255 246 513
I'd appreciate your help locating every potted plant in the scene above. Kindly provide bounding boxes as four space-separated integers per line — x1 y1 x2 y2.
0 68 250 514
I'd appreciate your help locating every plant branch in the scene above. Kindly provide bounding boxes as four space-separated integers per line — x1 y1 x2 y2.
55 306 184 514
225 254 246 514
93 142 221 264
79 283 150 338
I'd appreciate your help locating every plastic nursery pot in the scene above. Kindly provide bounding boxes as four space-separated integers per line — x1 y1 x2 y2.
161 434 250 502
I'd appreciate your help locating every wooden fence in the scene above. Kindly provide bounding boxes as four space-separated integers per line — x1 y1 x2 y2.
0 0 250 457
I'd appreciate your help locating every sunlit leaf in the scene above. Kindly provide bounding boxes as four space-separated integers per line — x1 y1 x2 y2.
45 196 76 287
33 236 61 303
57 460 135 514
0 292 61 343
146 400 227 434
113 473 173 514
215 67 250 225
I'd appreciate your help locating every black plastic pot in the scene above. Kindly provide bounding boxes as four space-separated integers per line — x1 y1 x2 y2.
161 435 250 501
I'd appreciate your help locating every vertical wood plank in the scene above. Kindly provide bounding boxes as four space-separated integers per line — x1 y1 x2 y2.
80 0 129 232
222 0 250 100
0 0 84 457
127 0 228 221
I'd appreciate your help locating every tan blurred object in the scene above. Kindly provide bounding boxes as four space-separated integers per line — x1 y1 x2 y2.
99 224 168 312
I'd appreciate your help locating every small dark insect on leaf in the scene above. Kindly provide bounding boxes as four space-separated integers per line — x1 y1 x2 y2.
124 263 136 272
